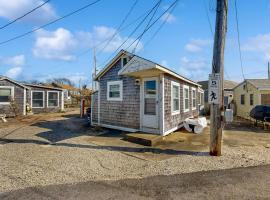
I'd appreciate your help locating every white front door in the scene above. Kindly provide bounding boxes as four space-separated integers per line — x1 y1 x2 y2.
142 77 159 130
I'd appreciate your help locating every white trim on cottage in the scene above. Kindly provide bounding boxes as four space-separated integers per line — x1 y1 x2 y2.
171 81 180 115
47 91 60 108
31 90 45 108
0 86 14 105
107 80 123 101
183 85 190 113
192 87 197 110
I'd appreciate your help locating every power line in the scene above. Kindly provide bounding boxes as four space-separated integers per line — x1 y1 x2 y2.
0 0 51 30
125 0 179 53
97 0 163 69
132 0 161 53
77 5 156 58
0 0 102 46
96 0 139 55
234 0 245 80
143 2 177 49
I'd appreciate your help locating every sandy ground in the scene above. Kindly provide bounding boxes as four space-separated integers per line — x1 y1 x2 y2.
0 110 270 193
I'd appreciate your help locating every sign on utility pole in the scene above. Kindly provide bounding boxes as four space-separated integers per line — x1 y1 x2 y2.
208 73 221 105
209 0 228 156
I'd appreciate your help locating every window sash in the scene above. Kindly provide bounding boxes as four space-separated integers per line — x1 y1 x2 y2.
107 81 122 101
172 84 180 113
48 92 59 107
0 88 12 103
192 89 196 108
241 95 245 105
109 84 120 98
184 87 189 111
32 92 44 108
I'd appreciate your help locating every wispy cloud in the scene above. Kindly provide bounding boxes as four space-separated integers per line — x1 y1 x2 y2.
0 54 25 66
242 33 270 60
5 67 22 79
160 12 176 24
0 0 57 24
185 39 212 53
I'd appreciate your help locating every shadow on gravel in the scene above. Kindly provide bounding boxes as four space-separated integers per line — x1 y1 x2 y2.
0 138 209 156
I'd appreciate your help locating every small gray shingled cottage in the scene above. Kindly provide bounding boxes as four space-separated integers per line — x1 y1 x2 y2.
91 50 204 136
0 76 64 117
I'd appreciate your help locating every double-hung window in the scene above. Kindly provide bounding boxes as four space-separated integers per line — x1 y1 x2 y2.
0 86 14 104
183 85 189 112
171 81 180 115
192 88 196 110
47 91 59 107
107 81 123 101
32 91 44 108
250 94 254 106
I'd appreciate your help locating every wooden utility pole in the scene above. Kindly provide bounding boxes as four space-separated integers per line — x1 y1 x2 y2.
210 0 228 156
92 48 97 91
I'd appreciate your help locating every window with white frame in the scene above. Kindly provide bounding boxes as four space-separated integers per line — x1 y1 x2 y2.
47 91 59 107
183 85 189 112
107 81 123 101
171 81 180 115
0 86 14 104
192 88 196 110
32 91 44 108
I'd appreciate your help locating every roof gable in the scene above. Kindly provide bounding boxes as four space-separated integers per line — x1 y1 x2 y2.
95 50 133 80
0 76 29 89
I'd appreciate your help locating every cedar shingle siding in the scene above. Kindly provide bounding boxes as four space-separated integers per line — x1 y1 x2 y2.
164 74 199 132
98 60 140 129
0 79 25 116
92 92 98 123
27 86 63 114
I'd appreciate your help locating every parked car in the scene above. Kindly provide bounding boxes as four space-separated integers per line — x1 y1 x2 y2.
250 105 270 122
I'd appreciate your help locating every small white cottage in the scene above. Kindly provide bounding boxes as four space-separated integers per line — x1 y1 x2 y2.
91 50 203 136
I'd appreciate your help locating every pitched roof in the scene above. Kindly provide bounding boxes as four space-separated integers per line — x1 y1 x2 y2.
96 50 201 87
24 83 63 91
198 80 238 90
0 76 29 89
246 79 270 89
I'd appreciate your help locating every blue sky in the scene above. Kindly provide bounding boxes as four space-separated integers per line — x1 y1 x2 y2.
0 0 269 87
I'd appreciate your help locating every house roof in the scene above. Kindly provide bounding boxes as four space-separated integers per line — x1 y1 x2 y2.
95 50 201 87
24 83 63 91
198 80 238 90
246 79 270 90
0 76 30 89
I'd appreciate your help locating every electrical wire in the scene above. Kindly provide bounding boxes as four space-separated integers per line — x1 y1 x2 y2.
96 0 139 55
0 0 102 46
132 0 162 53
0 0 51 30
234 0 245 80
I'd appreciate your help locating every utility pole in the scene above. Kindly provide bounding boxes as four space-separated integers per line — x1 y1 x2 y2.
92 48 97 91
210 0 228 156
268 62 270 80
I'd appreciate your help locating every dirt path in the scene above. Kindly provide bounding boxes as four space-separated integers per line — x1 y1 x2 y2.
1 165 270 200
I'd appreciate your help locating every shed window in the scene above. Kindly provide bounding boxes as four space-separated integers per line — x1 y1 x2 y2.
107 81 123 101
192 88 196 110
183 85 189 112
32 91 44 108
171 82 180 115
250 94 254 106
0 87 13 103
240 94 245 105
48 92 59 107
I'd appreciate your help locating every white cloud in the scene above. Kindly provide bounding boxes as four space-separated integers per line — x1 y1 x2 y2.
33 28 77 61
185 39 211 53
5 67 22 79
179 56 210 81
1 54 25 66
242 34 270 60
84 26 143 53
0 0 57 23
161 12 176 24
33 26 143 61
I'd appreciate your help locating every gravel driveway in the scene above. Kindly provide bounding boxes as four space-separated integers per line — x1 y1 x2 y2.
0 110 270 192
